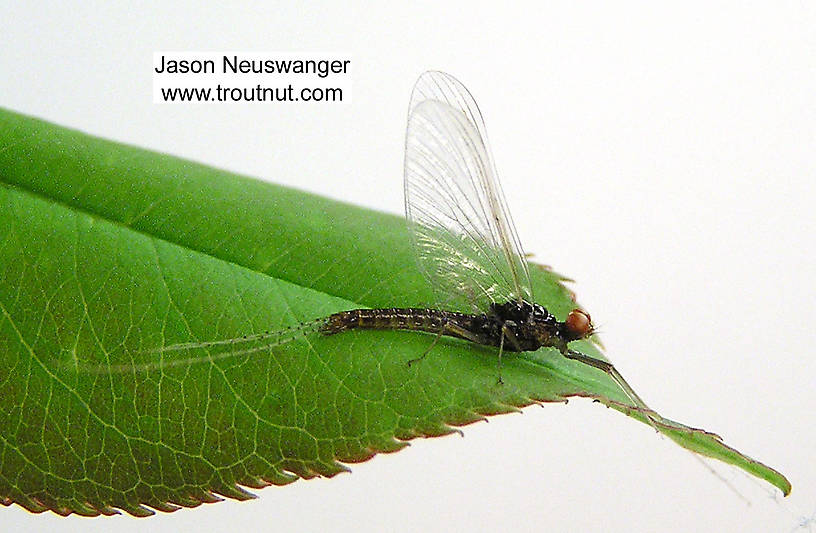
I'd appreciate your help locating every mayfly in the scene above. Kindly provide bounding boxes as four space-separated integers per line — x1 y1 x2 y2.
111 71 653 421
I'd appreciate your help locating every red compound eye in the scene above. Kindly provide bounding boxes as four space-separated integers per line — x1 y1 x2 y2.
565 309 592 339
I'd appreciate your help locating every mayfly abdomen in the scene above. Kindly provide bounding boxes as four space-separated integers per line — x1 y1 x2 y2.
323 308 447 333
321 308 489 344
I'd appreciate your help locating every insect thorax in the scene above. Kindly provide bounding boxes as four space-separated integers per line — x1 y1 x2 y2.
488 300 562 352
489 300 555 325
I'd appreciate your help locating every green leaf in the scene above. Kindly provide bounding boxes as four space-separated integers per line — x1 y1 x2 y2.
0 107 791 516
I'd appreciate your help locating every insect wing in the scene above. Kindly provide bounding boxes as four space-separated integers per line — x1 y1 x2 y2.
404 71 533 312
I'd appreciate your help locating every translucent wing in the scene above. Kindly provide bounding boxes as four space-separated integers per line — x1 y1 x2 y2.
404 71 533 313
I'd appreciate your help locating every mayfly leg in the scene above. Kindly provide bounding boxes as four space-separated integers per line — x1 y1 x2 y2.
496 330 506 385
563 348 661 431
406 319 483 368
406 323 446 368
497 321 523 385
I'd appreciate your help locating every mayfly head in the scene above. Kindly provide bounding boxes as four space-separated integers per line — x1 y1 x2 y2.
562 309 594 342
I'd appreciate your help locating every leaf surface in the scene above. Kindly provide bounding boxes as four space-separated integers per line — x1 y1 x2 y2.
0 108 791 516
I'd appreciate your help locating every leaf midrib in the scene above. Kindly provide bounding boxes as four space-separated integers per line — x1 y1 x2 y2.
2 172 363 308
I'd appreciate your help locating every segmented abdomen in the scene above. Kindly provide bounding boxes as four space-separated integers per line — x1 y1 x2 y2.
322 308 462 335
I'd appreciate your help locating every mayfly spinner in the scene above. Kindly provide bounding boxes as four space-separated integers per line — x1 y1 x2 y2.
127 71 653 420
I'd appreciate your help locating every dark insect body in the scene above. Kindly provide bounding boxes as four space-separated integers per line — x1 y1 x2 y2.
322 303 591 353
318 301 630 396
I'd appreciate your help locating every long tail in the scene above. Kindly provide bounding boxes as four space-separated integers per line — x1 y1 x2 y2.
69 317 329 374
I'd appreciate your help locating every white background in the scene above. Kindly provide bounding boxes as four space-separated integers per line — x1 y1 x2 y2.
2 2 814 532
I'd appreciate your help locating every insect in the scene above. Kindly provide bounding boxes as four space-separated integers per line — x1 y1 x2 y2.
320 71 650 414
110 71 653 422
